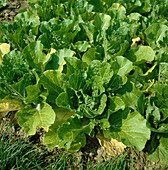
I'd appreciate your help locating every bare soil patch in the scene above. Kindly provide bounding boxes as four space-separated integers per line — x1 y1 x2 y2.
0 0 28 23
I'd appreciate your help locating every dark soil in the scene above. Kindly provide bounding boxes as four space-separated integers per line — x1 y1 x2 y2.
0 0 28 23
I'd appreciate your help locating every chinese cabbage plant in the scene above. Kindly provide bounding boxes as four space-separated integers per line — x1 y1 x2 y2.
0 0 168 166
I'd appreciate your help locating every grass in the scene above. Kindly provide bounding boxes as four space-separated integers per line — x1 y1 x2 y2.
0 116 165 170
0 117 72 170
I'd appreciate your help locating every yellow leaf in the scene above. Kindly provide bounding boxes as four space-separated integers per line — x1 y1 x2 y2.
46 48 56 61
96 129 126 157
0 99 23 119
44 127 49 132
90 20 94 23
0 43 10 63
131 37 141 48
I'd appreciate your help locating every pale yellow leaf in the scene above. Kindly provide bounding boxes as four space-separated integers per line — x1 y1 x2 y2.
96 129 126 157
0 43 10 63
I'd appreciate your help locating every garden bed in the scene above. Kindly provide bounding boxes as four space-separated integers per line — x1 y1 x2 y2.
0 0 168 169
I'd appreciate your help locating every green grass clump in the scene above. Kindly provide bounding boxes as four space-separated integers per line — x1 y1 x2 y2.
0 118 72 170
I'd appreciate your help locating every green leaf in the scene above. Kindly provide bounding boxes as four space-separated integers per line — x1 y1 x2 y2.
82 22 95 42
58 116 92 150
159 62 168 83
79 94 107 118
137 94 145 115
121 92 138 110
148 134 168 166
108 96 125 113
39 70 64 103
94 13 111 31
0 0 7 8
145 23 168 48
25 84 41 104
43 106 75 149
83 76 105 97
56 88 78 110
107 108 130 139
23 41 46 73
0 50 29 84
74 41 91 52
69 72 86 91
45 48 75 71
82 48 96 64
17 102 55 135
65 57 87 76
15 11 40 28
111 111 151 151
115 56 133 84
87 60 113 84
108 3 126 20
126 46 155 64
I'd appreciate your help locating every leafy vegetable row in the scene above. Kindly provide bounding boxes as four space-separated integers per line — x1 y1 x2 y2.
0 0 167 166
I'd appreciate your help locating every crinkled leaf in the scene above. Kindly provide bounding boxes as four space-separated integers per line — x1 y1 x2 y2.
87 60 113 84
0 50 29 84
78 93 107 118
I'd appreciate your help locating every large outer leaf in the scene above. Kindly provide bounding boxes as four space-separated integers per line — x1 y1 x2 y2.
109 110 151 151
126 46 155 64
17 102 55 135
43 106 75 149
119 111 151 151
44 115 93 151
